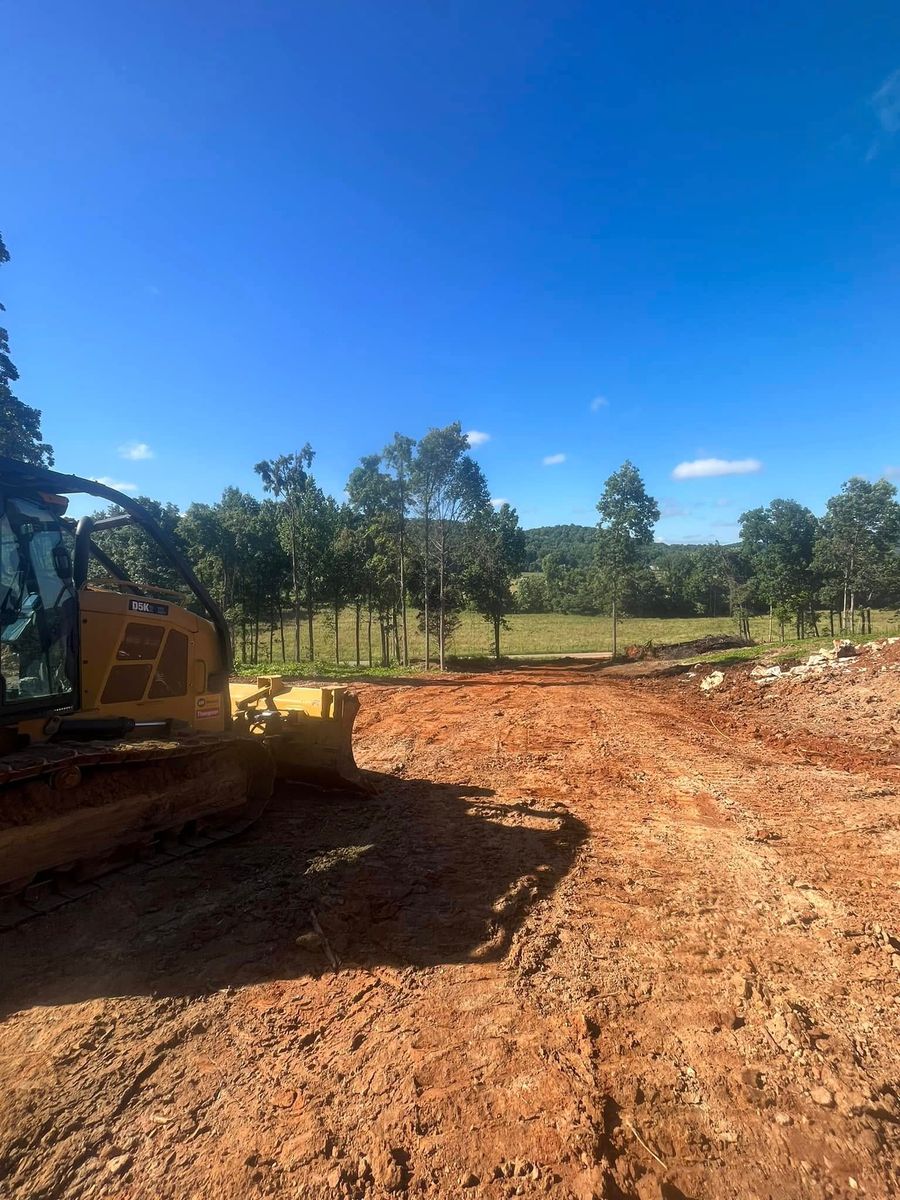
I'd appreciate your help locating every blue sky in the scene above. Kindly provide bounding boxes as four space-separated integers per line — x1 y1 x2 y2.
3 1 900 540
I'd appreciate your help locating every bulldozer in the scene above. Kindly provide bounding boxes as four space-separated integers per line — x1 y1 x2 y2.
0 457 361 923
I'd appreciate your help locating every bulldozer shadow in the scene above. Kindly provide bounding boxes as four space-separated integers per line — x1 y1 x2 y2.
0 771 586 1013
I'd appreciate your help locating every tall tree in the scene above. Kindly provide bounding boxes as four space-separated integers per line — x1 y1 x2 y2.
255 447 322 659
595 460 660 657
414 424 490 670
318 499 356 664
464 503 526 659
347 454 400 665
740 499 819 638
409 435 440 669
814 477 900 635
382 433 415 666
718 544 754 641
0 233 53 465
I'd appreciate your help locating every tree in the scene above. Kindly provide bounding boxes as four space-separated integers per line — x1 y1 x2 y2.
464 503 526 658
595 461 660 657
414 424 490 670
718 545 754 641
409 435 439 669
740 499 819 639
255 447 329 660
0 233 53 465
347 453 401 665
814 477 900 635
90 496 183 593
382 433 415 666
318 501 357 664
514 572 550 613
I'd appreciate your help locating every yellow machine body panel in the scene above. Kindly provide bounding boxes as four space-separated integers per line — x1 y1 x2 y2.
78 587 228 733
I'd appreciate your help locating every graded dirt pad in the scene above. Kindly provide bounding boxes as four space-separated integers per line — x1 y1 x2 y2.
1 662 898 1200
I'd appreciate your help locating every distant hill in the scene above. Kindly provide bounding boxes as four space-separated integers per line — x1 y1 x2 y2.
523 524 727 571
523 524 596 570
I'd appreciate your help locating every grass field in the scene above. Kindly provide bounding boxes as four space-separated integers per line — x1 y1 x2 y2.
234 608 900 676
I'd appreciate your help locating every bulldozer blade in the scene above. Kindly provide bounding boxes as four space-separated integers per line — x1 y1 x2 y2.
229 680 364 791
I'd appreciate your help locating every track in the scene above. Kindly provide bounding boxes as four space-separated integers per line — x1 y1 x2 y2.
0 732 273 926
0 661 898 1199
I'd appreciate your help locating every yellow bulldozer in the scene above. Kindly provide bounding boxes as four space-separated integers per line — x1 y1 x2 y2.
0 457 361 924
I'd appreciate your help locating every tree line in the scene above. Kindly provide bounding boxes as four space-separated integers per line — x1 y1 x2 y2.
83 455 900 666
516 470 900 645
86 428 527 667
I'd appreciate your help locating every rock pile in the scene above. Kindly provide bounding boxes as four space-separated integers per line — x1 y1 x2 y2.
748 637 900 687
695 636 900 692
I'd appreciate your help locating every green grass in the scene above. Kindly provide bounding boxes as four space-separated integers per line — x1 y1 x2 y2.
234 608 900 677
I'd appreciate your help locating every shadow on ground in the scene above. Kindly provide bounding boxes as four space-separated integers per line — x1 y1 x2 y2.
0 771 587 1016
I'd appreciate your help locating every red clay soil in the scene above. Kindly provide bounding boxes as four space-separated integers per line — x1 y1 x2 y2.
1 658 898 1200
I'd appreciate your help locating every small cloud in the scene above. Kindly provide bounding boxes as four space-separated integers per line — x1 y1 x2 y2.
542 452 566 466
146 284 161 297
91 476 137 493
883 465 900 479
490 497 510 507
118 441 154 461
873 68 900 135
672 457 762 480
589 395 609 412
465 430 490 448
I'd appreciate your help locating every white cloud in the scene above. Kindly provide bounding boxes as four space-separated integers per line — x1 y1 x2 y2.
672 457 762 480
118 441 154 461
91 476 137 493
589 395 609 412
542 452 566 466
490 497 510 507
873 68 900 134
883 465 900 479
465 430 490 448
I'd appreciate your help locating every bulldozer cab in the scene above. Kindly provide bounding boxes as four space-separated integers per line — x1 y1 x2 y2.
0 491 78 720
0 457 235 723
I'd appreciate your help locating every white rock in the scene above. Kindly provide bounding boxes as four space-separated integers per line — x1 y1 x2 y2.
700 671 725 692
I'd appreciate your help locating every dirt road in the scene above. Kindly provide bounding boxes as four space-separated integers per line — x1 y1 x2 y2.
1 658 898 1199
